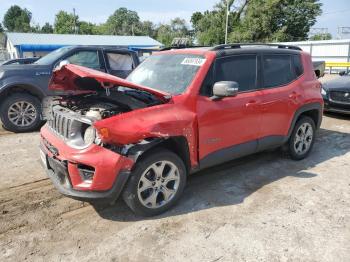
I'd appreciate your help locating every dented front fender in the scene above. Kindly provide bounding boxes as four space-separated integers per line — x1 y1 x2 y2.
93 103 198 166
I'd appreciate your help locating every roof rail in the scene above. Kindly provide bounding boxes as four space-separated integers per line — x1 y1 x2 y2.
160 45 209 51
211 43 302 51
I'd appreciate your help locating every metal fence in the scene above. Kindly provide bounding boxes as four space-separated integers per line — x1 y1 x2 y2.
279 39 350 73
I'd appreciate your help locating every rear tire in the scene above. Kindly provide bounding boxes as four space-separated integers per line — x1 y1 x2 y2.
288 116 316 160
0 93 42 133
122 149 187 217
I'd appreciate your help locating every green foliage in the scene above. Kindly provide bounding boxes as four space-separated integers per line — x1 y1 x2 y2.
190 0 243 45
155 18 190 46
309 33 332 40
192 0 322 44
105 8 140 35
79 21 97 35
3 5 32 32
54 11 79 34
229 0 322 42
41 22 54 33
0 22 3 33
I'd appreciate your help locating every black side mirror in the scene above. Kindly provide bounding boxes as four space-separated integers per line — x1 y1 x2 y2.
211 81 239 100
339 71 346 76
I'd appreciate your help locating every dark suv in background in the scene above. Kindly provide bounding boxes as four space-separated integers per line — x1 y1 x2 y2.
0 46 140 132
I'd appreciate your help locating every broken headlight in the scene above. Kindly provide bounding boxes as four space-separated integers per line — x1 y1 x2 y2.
83 126 96 145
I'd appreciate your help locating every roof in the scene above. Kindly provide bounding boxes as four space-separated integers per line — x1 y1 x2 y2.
5 32 163 49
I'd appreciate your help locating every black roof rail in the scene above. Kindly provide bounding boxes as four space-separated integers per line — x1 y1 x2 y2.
160 45 210 51
211 43 302 51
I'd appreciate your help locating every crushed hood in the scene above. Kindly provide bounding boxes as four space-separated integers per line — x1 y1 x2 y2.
49 64 170 101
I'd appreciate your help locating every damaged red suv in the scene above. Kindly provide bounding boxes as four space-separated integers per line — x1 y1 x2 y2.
40 44 323 216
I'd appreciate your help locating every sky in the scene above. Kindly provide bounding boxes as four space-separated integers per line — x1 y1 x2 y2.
0 0 349 38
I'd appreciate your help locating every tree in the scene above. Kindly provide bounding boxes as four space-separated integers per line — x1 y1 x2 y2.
105 8 141 35
79 21 97 35
41 22 54 33
54 11 79 34
0 23 3 33
190 0 244 45
230 0 322 42
139 21 157 38
3 5 32 32
310 33 332 40
155 18 191 47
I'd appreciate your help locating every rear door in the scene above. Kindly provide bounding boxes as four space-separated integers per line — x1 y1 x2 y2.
104 50 135 78
258 54 304 146
64 49 105 72
197 54 263 168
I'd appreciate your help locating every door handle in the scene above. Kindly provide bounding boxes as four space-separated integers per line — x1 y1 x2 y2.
245 100 257 108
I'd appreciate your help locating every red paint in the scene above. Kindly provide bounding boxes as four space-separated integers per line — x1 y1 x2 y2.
42 49 323 192
49 64 170 101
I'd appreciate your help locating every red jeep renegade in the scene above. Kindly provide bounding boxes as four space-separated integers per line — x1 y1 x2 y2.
40 44 323 216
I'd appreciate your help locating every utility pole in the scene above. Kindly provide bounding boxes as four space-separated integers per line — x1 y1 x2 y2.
73 8 78 34
225 0 229 44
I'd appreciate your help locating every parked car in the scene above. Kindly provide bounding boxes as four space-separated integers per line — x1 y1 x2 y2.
322 71 350 114
312 60 325 78
40 44 323 216
0 46 140 132
1 57 40 66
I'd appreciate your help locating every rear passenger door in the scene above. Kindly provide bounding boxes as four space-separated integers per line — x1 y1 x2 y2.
104 51 135 78
197 54 263 168
65 50 105 71
259 54 304 146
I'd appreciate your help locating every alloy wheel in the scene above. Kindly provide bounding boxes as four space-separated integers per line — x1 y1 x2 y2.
7 101 37 127
294 122 313 155
137 160 180 209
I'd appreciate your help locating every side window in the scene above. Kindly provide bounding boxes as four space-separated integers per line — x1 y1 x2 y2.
215 55 257 92
200 65 214 96
292 54 303 77
106 53 133 71
66 51 101 70
263 55 294 88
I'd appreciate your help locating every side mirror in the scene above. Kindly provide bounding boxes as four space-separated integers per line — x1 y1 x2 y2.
211 81 239 100
339 71 346 76
54 60 70 71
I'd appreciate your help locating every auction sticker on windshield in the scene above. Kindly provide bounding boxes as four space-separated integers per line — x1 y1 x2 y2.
181 57 206 66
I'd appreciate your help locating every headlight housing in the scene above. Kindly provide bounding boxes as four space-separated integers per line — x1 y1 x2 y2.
83 126 96 145
0 71 4 79
321 88 327 96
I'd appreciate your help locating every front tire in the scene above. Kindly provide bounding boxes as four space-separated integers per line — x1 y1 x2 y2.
0 93 42 133
123 149 187 216
288 116 316 160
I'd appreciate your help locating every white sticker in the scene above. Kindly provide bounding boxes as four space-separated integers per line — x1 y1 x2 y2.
181 57 206 66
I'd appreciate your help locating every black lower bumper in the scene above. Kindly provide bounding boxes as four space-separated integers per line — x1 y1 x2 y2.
323 97 350 115
43 154 130 203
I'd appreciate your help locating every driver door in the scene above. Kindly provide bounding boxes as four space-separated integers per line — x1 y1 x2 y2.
197 54 263 168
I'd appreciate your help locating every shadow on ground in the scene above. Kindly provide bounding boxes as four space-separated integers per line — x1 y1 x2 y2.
93 127 350 221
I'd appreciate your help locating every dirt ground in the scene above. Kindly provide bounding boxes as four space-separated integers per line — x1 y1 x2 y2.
0 75 350 261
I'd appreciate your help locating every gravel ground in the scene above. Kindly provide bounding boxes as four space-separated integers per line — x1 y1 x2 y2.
0 75 349 262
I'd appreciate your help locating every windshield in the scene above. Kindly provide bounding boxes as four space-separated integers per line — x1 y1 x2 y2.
126 54 206 94
34 46 74 65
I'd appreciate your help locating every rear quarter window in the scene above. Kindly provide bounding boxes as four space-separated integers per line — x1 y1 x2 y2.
292 54 304 77
263 54 294 88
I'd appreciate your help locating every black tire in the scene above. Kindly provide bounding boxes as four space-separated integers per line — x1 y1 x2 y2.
0 93 42 133
122 149 187 217
288 116 316 160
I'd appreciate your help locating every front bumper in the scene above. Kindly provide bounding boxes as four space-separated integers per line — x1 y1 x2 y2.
40 125 134 202
323 97 350 115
